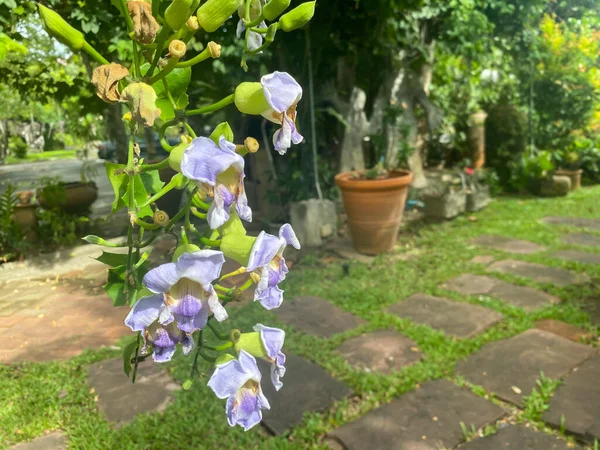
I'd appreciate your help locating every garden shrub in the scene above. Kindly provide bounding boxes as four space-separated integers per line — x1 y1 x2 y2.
8 135 27 159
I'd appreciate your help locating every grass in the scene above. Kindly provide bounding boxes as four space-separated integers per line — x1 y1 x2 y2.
2 187 600 449
4 149 78 165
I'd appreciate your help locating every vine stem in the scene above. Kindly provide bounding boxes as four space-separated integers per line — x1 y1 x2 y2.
145 25 171 77
185 94 235 116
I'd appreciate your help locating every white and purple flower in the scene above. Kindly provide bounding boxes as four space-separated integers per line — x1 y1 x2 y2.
254 323 286 391
181 136 252 229
236 19 267 52
260 72 304 154
208 350 270 431
124 294 194 363
246 223 300 310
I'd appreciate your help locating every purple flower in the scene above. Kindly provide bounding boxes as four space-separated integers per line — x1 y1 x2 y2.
236 19 267 51
124 294 194 363
260 72 304 155
208 350 270 431
180 136 252 229
246 224 300 310
254 323 286 391
129 250 228 335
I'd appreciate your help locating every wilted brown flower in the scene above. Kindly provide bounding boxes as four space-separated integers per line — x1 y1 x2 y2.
91 63 129 103
127 1 160 44
120 82 161 127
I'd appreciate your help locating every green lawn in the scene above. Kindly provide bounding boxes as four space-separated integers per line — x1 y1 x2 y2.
2 188 600 449
4 149 78 165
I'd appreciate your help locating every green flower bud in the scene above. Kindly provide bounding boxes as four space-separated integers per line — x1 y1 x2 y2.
234 332 267 358
38 4 85 50
279 1 316 32
197 0 239 33
234 82 270 115
165 0 200 30
153 210 170 226
173 243 201 261
220 233 256 267
168 141 189 172
263 0 291 21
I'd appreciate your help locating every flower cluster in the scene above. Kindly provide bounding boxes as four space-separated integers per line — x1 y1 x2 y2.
38 0 316 432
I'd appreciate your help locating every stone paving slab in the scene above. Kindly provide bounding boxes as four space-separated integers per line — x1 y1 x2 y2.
387 294 503 338
561 232 600 248
471 235 547 254
550 249 600 265
543 354 600 444
274 296 366 338
337 330 421 374
327 380 505 450
88 358 179 425
470 255 495 265
260 354 352 435
543 216 600 230
487 259 590 286
8 432 67 450
328 238 376 264
461 425 581 450
456 329 596 406
535 319 592 343
444 274 558 311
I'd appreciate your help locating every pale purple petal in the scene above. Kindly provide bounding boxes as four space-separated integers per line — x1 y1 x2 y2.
254 324 285 360
180 136 243 186
207 186 231 229
151 327 177 363
279 223 301 249
153 345 177 363
246 231 281 272
206 284 228 322
261 72 302 114
181 334 194 355
143 262 181 294
273 119 292 155
255 285 284 310
228 388 264 431
247 30 263 51
124 294 163 331
271 353 286 391
175 250 225 285
159 305 175 326
236 188 252 223
208 351 256 399
193 306 209 330
236 19 245 39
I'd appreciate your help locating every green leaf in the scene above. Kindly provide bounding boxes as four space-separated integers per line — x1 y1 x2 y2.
209 122 234 144
110 0 125 17
123 336 139 377
83 235 120 247
103 265 128 306
152 67 192 101
156 98 175 121
96 251 128 267
106 162 128 213
140 170 165 195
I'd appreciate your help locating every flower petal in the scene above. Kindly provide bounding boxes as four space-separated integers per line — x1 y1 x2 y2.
143 262 180 294
124 294 163 331
153 345 177 363
206 284 228 322
236 188 253 223
207 186 232 229
208 352 255 399
254 323 285 360
261 71 302 114
181 334 194 355
279 224 301 249
236 19 245 39
273 119 292 155
180 136 244 186
246 231 281 272
176 250 225 285
255 285 284 310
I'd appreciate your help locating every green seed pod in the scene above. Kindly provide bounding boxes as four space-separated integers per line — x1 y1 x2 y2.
164 0 200 30
278 1 316 32
38 4 85 50
234 82 270 115
197 0 240 33
173 243 201 261
263 0 291 21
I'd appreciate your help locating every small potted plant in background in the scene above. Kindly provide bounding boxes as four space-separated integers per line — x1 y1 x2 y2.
554 137 588 190
37 162 98 213
520 150 570 197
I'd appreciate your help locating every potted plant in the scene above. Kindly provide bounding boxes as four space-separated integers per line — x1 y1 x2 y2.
520 150 570 197
464 168 491 212
336 158 412 255
554 137 589 190
37 163 98 213
13 190 38 242
421 170 467 220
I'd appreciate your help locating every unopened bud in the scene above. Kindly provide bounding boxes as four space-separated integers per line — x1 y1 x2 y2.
234 82 270 115
91 63 129 104
207 41 221 58
168 141 189 172
153 210 170 226
165 0 199 30
229 329 242 343
38 4 85 50
244 137 259 153
186 16 199 31
128 1 160 44
263 0 291 21
120 82 161 127
197 0 239 33
168 40 187 59
231 287 245 303
279 1 316 32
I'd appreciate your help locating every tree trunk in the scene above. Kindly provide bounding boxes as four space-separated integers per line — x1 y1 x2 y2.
105 103 128 164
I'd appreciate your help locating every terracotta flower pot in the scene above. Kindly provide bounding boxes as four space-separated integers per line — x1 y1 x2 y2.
38 181 98 213
554 169 582 190
335 170 413 255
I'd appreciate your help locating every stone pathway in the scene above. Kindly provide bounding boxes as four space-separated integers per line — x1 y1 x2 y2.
562 232 600 247
543 216 600 230
337 330 421 373
327 380 505 450
274 296 366 338
471 235 547 254
444 274 558 311
260 354 351 435
487 259 590 286
550 249 600 265
461 425 580 449
456 329 595 406
543 354 600 444
387 294 503 338
8 432 67 450
535 319 592 343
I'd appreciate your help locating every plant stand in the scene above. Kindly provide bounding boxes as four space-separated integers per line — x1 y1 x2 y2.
423 191 467 220
466 185 490 212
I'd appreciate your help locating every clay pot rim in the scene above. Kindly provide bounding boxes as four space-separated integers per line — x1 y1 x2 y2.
554 169 583 175
335 170 413 191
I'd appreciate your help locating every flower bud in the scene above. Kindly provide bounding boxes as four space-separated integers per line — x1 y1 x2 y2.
165 0 200 30
234 82 270 115
207 41 221 58
244 137 260 153
91 63 129 104
234 332 267 358
197 0 239 33
263 0 291 21
279 1 315 32
128 1 160 44
153 210 170 226
168 40 187 59
186 16 199 31
220 233 256 266
173 243 201 261
168 141 190 171
120 82 161 127
237 0 261 20
38 4 85 50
